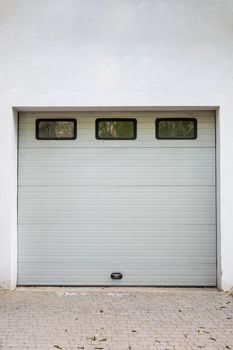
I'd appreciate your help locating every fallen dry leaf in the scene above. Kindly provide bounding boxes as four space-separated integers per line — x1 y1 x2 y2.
99 338 107 342
87 336 97 341
197 329 209 335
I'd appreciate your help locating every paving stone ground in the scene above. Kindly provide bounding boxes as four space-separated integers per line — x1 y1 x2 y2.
0 287 232 350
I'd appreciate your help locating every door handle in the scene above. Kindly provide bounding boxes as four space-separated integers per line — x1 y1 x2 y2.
111 272 123 280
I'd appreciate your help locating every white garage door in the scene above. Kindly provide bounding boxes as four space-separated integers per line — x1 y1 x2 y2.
18 111 216 286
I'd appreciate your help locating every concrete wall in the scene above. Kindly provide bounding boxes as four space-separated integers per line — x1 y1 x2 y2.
0 0 233 289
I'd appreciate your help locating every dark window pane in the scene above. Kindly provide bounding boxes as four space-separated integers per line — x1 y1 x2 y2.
156 119 197 139
36 119 77 140
96 119 136 140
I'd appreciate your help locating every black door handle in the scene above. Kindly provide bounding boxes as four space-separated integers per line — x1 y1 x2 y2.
111 272 123 280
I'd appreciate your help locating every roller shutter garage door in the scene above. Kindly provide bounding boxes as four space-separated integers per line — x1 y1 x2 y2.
18 111 216 286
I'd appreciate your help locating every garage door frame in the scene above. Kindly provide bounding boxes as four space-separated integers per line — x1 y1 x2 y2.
16 107 219 287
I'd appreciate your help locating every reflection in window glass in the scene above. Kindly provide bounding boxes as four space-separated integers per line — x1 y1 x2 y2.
96 119 137 140
36 119 77 140
156 118 197 139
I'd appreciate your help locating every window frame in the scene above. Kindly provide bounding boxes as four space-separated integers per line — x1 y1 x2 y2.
155 118 197 140
95 118 137 140
35 118 77 140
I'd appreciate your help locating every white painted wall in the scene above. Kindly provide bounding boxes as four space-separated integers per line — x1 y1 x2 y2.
0 0 233 289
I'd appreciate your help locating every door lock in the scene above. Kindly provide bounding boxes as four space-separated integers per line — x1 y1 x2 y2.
111 272 123 280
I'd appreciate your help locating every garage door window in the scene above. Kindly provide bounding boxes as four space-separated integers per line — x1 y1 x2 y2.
96 119 137 140
156 118 197 139
36 119 77 140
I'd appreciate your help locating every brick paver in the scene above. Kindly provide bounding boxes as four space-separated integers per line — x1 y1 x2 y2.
0 287 232 349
